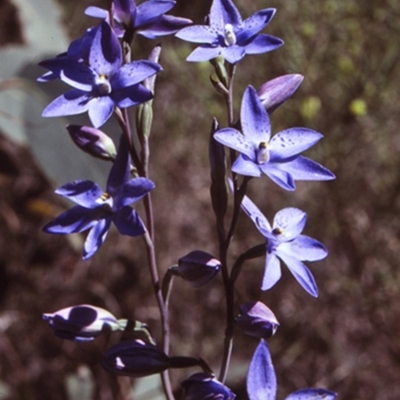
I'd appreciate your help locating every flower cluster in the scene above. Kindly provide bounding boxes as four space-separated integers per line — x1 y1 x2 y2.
38 0 338 399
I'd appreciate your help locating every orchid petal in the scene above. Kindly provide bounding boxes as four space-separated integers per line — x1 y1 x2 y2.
113 207 146 237
247 340 277 400
279 235 328 262
221 45 246 64
240 193 272 233
210 0 242 30
175 25 217 44
261 165 295 191
136 0 175 27
112 60 161 90
139 15 192 38
43 206 100 234
241 86 271 144
273 207 307 240
281 156 336 181
262 252 282 291
232 154 262 177
83 216 112 259
88 96 115 128
42 90 91 118
186 46 222 62
277 253 319 297
244 34 284 55
214 127 255 159
116 178 155 208
269 128 323 161
89 21 122 77
55 180 103 208
112 84 153 108
238 9 276 42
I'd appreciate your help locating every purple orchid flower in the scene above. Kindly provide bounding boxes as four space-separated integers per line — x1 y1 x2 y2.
175 0 283 64
40 21 162 128
214 86 335 191
240 192 328 297
43 136 154 259
182 373 236 400
247 340 337 400
85 0 192 40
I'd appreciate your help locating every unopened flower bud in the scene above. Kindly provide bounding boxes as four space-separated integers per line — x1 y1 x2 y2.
257 74 304 113
66 125 117 161
43 304 127 341
235 301 279 339
182 373 236 400
174 250 221 288
102 339 172 377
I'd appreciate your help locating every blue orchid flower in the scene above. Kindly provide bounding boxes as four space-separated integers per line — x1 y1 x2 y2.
248 340 337 400
85 0 192 39
240 192 328 297
182 373 236 400
43 136 154 259
40 21 161 128
215 86 335 191
175 0 283 64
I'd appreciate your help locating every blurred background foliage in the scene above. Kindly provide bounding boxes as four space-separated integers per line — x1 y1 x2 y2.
0 0 400 399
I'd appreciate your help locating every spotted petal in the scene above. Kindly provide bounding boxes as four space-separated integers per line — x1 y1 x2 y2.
239 192 272 234
209 0 242 31
214 127 255 160
175 25 217 44
89 21 122 77
42 89 91 118
238 9 276 42
241 86 271 144
273 207 307 241
112 60 161 90
269 128 323 161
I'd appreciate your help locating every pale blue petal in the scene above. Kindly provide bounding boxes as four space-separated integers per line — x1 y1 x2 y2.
175 25 217 44
221 45 246 64
88 96 115 128
186 46 222 62
240 192 272 234
262 252 282 291
232 154 262 177
278 253 319 297
84 6 108 19
269 128 323 161
244 34 284 55
261 165 295 190
112 61 161 90
210 0 242 30
247 340 277 400
281 156 336 181
279 235 328 261
42 90 91 118
214 127 255 159
241 86 271 144
273 207 307 240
